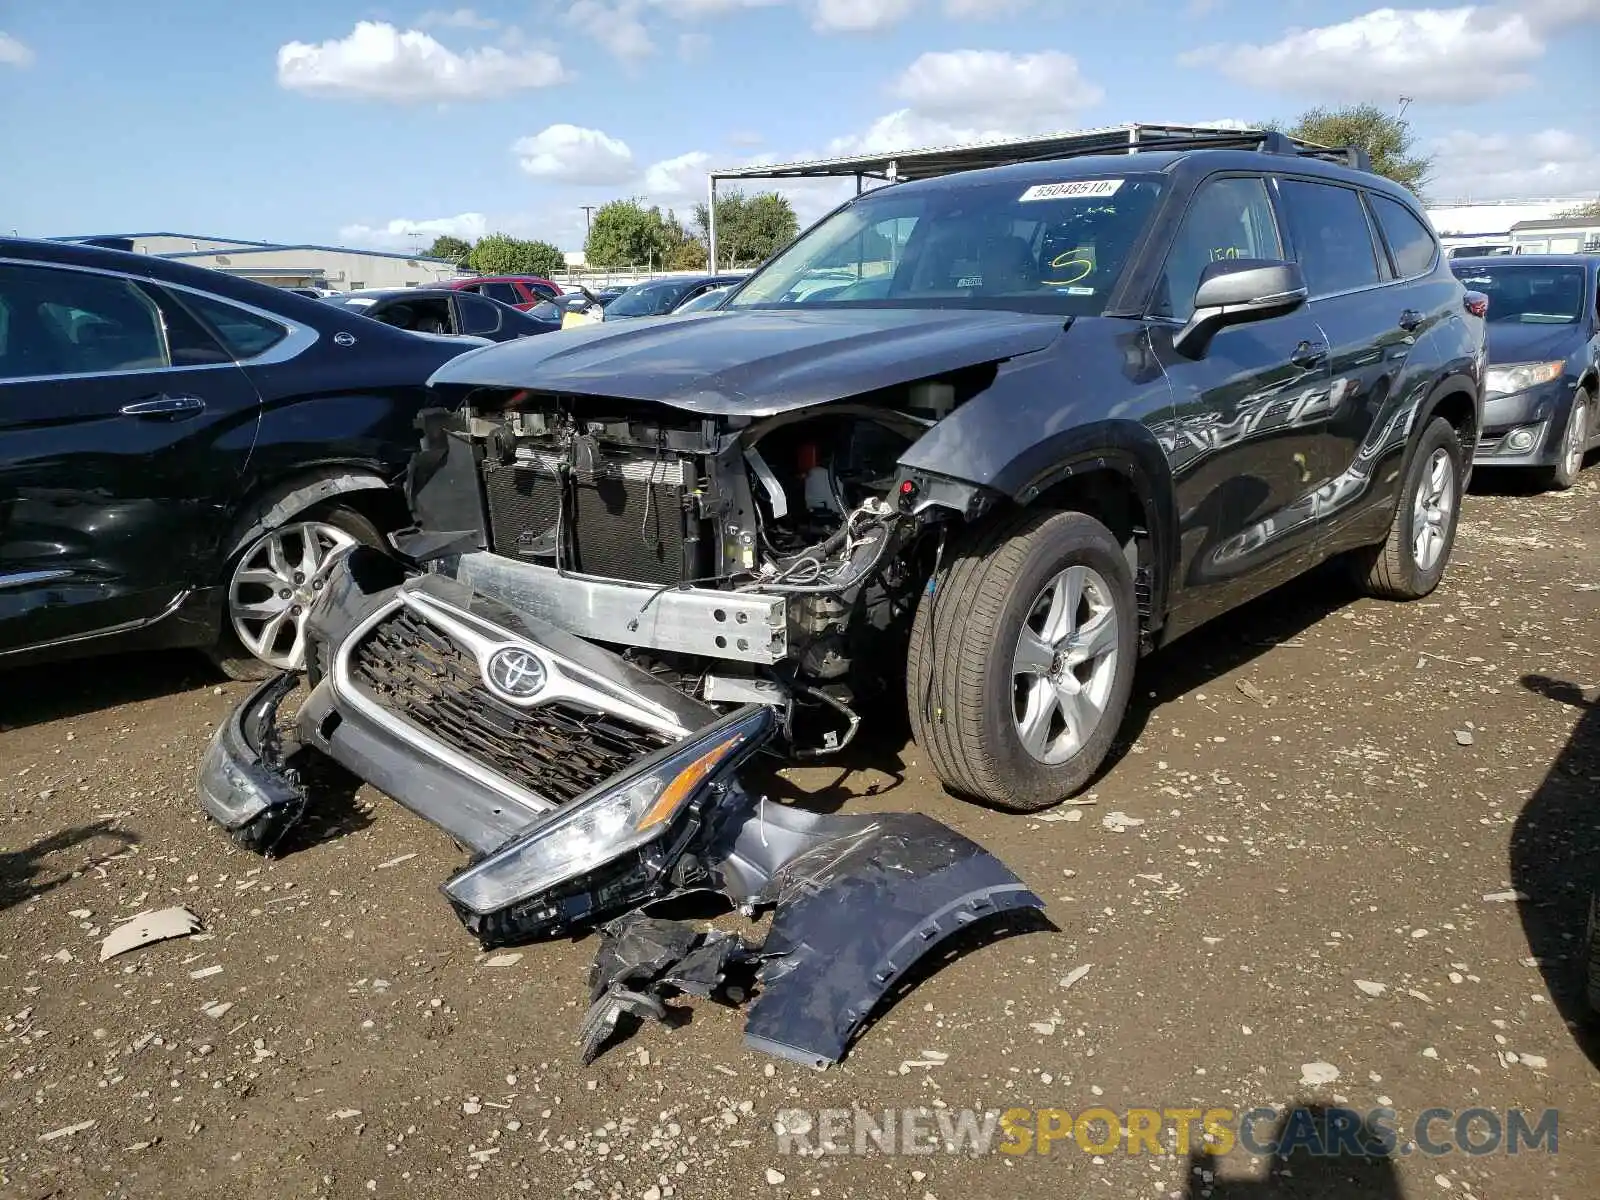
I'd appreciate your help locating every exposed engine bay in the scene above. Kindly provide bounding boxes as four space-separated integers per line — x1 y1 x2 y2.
406 381 985 757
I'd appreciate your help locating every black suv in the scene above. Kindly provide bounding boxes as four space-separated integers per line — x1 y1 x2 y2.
0 238 482 678
202 132 1489 866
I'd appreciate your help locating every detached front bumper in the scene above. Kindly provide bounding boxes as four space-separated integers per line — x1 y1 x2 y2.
196 551 1045 1065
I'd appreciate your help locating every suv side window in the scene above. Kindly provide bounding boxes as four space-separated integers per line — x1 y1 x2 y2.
457 293 504 336
481 282 521 305
1279 179 1382 296
1158 176 1282 319
1368 194 1438 278
0 263 169 380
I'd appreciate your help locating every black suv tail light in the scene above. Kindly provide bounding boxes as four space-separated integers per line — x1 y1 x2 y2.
1463 291 1489 318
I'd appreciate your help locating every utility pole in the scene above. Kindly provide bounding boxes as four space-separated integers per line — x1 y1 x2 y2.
581 206 596 237
1395 96 1413 122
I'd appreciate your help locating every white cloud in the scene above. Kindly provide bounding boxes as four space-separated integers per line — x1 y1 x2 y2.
416 8 499 29
827 110 1014 156
567 1 656 61
644 150 713 196
650 0 783 16
809 0 916 30
677 31 712 58
1179 5 1588 103
888 49 1104 131
943 0 1034 16
0 32 33 67
276 21 566 102
338 212 490 250
1429 128 1600 200
514 124 638 183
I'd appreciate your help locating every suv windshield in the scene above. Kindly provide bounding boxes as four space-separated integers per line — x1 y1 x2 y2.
727 174 1166 315
1451 263 1586 324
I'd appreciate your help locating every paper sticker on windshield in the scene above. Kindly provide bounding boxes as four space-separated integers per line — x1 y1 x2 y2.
1020 179 1124 202
344 298 377 307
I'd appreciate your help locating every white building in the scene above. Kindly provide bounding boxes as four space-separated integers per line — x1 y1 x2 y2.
49 231 460 291
1424 199 1596 255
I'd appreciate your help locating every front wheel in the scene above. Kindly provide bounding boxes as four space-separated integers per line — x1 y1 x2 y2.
1349 415 1463 601
1544 389 1592 491
908 509 1137 813
208 506 382 681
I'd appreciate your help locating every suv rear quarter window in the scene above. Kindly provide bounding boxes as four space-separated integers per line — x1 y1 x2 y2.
1369 193 1438 278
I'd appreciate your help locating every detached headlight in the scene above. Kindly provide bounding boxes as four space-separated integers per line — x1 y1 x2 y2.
1485 361 1564 398
444 705 773 916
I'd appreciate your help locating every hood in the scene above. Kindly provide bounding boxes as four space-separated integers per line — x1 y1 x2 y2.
425 306 1066 417
1486 321 1582 366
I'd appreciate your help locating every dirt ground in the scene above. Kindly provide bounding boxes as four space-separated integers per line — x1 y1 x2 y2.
2 471 1597 1200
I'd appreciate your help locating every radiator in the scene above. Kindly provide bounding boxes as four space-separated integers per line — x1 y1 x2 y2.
480 452 700 586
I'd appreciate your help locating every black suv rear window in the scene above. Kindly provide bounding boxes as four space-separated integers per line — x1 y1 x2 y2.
1369 194 1437 278
1280 180 1382 296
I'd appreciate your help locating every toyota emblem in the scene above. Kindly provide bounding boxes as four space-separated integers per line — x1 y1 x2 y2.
485 647 546 699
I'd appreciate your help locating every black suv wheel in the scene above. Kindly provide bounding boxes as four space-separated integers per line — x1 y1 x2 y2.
1350 415 1463 600
908 509 1137 812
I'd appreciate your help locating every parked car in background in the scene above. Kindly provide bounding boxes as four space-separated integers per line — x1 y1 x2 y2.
1446 243 1513 260
0 237 483 678
286 285 338 298
437 275 563 311
672 285 733 314
1450 254 1600 489
602 274 748 320
323 288 555 343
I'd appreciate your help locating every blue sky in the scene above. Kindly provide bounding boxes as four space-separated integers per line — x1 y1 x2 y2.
2 0 1597 253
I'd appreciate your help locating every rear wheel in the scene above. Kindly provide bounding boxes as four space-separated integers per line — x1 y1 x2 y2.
208 506 382 681
1544 389 1592 491
908 509 1137 812
1349 415 1462 601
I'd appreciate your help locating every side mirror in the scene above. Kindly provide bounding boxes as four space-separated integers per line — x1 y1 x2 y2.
1173 259 1308 359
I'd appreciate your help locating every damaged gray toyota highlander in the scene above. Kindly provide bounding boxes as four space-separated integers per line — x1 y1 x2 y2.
197 131 1486 1065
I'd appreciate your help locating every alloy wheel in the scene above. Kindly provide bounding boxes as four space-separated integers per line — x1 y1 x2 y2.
1564 402 1588 481
228 522 357 671
1012 564 1121 766
1411 448 1455 573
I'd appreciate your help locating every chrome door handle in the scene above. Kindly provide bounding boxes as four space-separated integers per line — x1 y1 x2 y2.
119 394 206 418
1290 340 1328 369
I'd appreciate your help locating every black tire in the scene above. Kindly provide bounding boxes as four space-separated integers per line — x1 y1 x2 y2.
207 504 384 681
1349 415 1463 601
907 509 1138 813
1544 389 1592 491
1585 888 1600 1019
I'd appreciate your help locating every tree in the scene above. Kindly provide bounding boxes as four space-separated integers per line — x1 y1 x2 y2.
584 199 675 269
1559 199 1600 220
661 210 708 270
426 234 473 264
1270 104 1431 195
693 188 799 269
468 233 565 278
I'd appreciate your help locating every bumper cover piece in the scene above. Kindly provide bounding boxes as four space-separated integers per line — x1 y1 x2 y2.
196 672 308 856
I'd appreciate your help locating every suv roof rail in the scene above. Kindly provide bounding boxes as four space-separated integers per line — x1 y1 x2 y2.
1018 127 1375 174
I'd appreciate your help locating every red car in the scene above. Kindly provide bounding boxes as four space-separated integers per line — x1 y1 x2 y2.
439 275 562 311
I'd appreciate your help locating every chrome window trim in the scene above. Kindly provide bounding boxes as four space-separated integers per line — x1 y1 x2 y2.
0 255 321 385
0 568 74 591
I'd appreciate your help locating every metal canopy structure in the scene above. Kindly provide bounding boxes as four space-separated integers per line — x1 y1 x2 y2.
704 122 1335 271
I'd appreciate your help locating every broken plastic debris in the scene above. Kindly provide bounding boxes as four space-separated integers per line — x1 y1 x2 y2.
1101 812 1145 832
1060 964 1093 990
377 853 418 869
1299 1062 1340 1088
482 953 523 968
1482 890 1527 903
39 1119 96 1142
189 964 224 980
1355 980 1387 997
1454 730 1475 746
99 907 201 962
202 1001 234 1020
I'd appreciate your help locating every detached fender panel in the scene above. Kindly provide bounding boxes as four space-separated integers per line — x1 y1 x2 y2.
742 812 1044 1067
